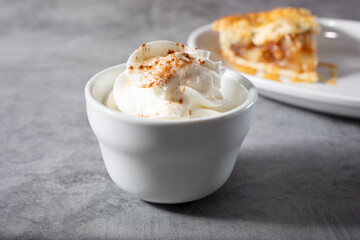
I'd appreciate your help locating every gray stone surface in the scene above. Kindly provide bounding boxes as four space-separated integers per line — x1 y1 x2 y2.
1 0 360 239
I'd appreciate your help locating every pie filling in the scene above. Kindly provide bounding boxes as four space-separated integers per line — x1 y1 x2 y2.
229 31 317 74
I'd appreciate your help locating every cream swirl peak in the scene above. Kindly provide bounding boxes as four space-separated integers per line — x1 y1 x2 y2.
106 41 247 119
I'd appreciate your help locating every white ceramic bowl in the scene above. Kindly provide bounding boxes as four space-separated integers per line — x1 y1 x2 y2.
85 64 257 204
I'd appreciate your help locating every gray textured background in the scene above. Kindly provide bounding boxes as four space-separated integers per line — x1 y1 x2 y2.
1 0 360 239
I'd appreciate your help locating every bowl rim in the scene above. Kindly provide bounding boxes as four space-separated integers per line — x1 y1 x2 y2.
85 64 258 126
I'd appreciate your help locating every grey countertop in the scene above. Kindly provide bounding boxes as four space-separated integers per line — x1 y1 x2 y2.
1 0 360 239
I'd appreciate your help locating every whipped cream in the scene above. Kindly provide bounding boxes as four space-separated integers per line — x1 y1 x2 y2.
106 41 247 119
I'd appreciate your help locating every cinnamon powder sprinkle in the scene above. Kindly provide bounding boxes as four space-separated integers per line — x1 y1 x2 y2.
168 50 175 54
128 66 134 70
141 43 146 47
144 65 153 69
182 53 191 59
180 43 185 49
135 54 194 88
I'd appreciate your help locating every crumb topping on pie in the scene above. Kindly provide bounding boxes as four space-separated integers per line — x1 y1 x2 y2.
213 7 320 46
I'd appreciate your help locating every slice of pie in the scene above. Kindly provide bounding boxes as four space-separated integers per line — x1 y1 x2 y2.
212 7 321 82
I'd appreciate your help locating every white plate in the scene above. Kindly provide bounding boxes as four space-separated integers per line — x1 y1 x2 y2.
187 18 360 118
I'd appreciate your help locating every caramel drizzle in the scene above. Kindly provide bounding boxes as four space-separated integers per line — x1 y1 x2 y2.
318 62 338 85
234 65 257 75
234 63 281 82
262 73 281 82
